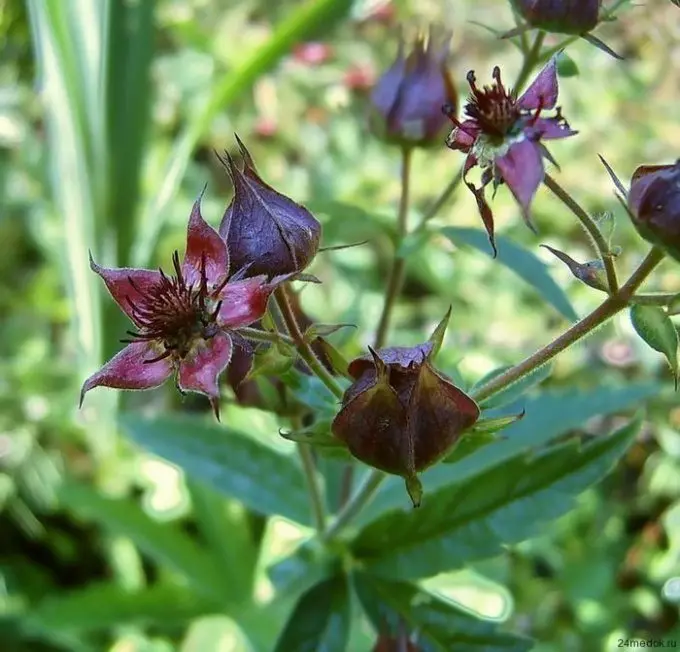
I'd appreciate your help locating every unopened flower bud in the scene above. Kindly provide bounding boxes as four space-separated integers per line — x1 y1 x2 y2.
331 340 479 506
370 27 457 147
510 0 600 35
219 136 322 277
627 162 680 262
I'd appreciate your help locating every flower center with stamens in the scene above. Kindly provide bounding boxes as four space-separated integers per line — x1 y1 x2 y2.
464 66 520 140
122 251 225 363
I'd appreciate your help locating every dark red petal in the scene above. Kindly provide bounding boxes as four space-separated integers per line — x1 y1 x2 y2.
177 331 233 420
217 276 275 329
89 254 162 325
183 187 230 288
518 56 559 111
461 162 497 257
79 341 172 406
495 139 545 228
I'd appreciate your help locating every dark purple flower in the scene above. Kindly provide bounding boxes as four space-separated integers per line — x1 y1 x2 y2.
627 161 680 262
331 342 479 507
370 27 457 147
218 136 321 278
80 190 282 419
510 0 600 35
445 57 576 254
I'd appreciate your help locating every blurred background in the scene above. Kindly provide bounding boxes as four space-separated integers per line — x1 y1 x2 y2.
2 0 680 650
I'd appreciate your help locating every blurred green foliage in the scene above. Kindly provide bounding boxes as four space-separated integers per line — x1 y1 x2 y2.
2 0 680 650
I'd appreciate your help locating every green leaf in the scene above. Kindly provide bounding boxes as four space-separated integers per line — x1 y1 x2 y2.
120 413 312 525
556 50 579 77
181 616 252 652
428 306 452 361
274 575 350 652
358 383 659 525
351 419 641 580
57 482 225 601
473 363 553 409
303 323 355 342
630 305 679 383
186 482 258 605
134 0 355 267
441 227 578 322
354 573 532 652
25 582 211 636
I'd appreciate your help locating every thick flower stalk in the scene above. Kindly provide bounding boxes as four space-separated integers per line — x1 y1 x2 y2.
444 57 576 254
370 27 457 147
331 338 479 507
219 135 321 278
627 161 680 262
80 190 282 419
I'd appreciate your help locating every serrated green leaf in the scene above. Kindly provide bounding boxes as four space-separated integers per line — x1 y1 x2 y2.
25 582 212 636
473 363 553 409
273 575 350 652
246 344 296 380
351 419 641 580
358 383 659 526
441 227 578 321
630 304 678 383
354 573 532 652
119 413 312 525
57 482 225 601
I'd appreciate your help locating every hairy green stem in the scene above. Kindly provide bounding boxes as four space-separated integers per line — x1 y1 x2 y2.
374 146 413 349
323 469 385 542
239 326 294 346
297 440 327 534
472 248 665 403
544 173 619 294
274 285 344 399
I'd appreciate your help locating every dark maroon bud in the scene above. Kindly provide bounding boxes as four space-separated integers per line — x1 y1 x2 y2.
218 135 322 278
510 0 600 35
627 162 680 262
370 27 457 147
331 335 479 507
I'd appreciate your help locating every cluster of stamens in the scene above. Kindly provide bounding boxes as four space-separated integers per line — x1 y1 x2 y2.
122 252 226 363
464 66 520 137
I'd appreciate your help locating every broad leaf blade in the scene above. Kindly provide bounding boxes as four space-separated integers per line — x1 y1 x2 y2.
57 483 225 601
441 227 578 321
354 573 532 652
352 419 641 580
273 575 350 652
120 413 312 525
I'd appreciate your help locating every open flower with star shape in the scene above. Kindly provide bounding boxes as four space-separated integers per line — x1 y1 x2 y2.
444 56 577 254
80 189 283 419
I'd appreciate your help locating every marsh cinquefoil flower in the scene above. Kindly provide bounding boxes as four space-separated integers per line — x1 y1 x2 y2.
80 191 283 419
370 27 457 147
444 57 576 254
331 340 479 507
